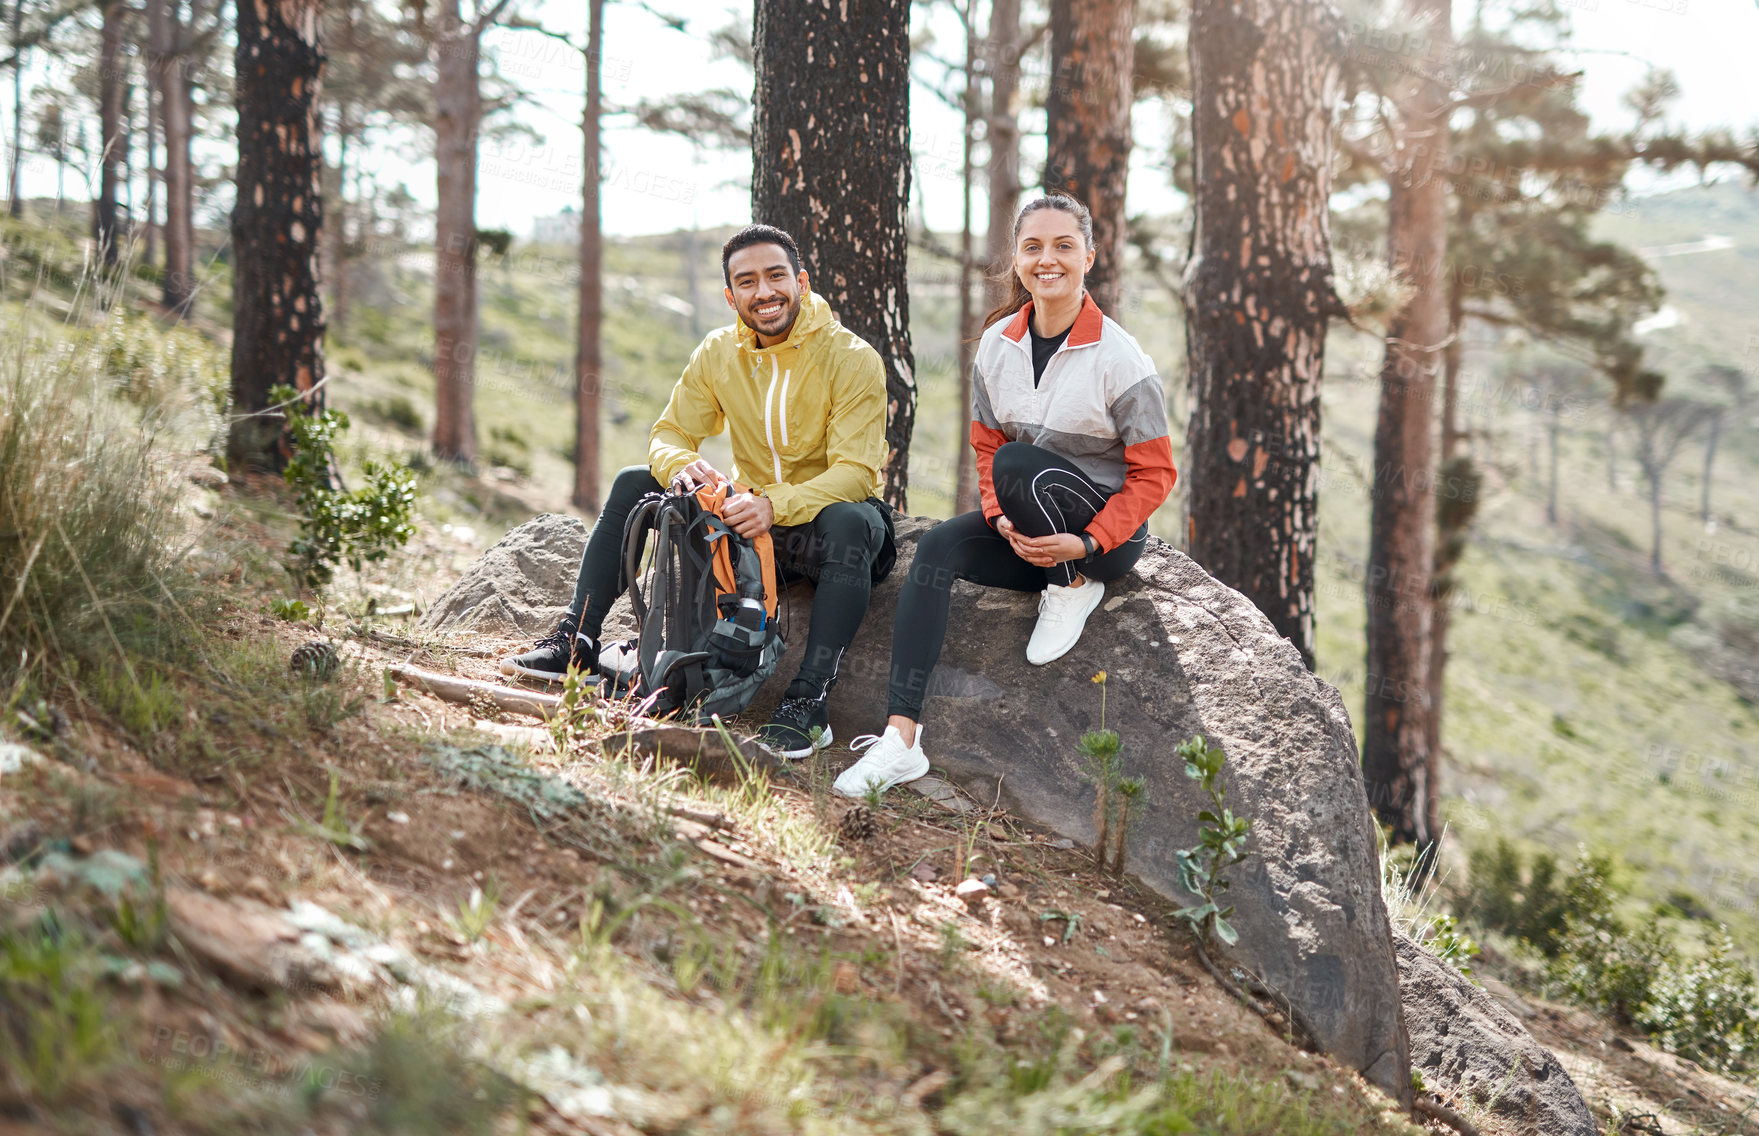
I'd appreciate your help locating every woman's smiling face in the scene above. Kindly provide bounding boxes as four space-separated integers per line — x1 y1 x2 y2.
1014 208 1094 309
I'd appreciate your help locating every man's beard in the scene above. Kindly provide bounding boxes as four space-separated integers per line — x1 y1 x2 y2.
745 295 801 337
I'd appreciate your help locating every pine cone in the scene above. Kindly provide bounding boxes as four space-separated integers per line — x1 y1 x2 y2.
289 640 340 680
838 804 875 843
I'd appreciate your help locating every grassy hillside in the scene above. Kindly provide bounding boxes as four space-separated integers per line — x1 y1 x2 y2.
316 186 1759 944
0 225 1444 1134
5 190 1758 1131
1314 181 1759 946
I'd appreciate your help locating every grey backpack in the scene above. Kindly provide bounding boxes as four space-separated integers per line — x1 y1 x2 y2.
618 484 783 723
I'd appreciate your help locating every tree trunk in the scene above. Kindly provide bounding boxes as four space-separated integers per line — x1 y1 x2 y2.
1045 0 1133 315
573 0 604 512
1701 409 1721 526
953 0 978 515
1648 469 1663 576
144 0 162 266
228 0 326 473
1546 403 1561 525
1421 271 1474 791
1362 0 1449 853
431 0 481 464
96 0 126 264
8 1 22 218
1183 0 1341 672
984 0 1022 309
752 0 914 508
157 0 195 313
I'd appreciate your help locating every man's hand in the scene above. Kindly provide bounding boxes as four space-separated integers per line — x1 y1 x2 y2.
671 459 727 492
997 518 1087 567
723 492 775 538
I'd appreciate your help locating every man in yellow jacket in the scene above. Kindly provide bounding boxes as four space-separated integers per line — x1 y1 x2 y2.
501 224 895 758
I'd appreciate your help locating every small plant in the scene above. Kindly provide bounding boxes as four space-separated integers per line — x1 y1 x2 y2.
1171 735 1252 948
452 878 501 943
272 383 417 587
1079 672 1145 876
110 841 170 951
1419 913 1479 977
547 665 602 752
1380 832 1479 978
286 768 372 851
0 914 118 1103
268 597 313 622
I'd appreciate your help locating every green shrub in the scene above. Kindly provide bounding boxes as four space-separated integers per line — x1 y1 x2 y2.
1547 911 1675 1025
1635 927 1759 1074
1464 839 1613 958
273 384 418 587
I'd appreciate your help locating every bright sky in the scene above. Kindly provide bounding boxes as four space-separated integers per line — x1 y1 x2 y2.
9 0 1757 238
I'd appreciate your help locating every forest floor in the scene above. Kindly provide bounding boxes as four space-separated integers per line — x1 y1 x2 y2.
3 461 1756 1136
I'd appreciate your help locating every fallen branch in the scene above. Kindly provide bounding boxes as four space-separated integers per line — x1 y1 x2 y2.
1414 1096 1483 1136
1191 937 1321 1052
386 663 561 720
664 802 730 829
353 626 498 657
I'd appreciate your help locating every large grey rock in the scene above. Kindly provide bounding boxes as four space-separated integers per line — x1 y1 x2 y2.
441 513 1413 1102
1396 932 1597 1135
420 513 587 637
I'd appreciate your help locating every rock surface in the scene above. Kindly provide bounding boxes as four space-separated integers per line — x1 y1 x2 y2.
1396 932 1598 1135
419 512 587 636
433 513 1414 1098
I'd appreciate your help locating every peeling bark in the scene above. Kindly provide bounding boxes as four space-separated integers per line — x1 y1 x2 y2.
1046 0 1133 314
752 0 915 508
1184 0 1341 672
228 0 326 473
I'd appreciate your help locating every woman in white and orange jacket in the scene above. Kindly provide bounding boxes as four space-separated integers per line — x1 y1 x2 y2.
835 194 1177 798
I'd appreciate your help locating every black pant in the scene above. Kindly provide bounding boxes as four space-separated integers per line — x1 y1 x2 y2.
887 442 1147 719
569 466 890 697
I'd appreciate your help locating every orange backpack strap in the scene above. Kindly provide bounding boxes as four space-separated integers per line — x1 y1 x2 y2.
696 483 780 621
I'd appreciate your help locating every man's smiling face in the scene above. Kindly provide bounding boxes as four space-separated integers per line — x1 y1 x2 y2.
725 243 807 346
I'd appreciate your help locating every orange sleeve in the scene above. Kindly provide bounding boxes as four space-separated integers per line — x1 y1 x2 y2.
1085 436 1176 553
971 420 1009 526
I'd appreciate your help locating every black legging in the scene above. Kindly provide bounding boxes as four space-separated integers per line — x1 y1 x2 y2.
569 466 889 697
888 441 1147 719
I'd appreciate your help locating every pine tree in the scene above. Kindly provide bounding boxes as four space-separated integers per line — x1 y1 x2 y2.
431 0 517 465
1045 0 1133 314
228 0 325 472
1359 0 1451 851
94 0 126 263
1183 0 1344 671
752 0 914 507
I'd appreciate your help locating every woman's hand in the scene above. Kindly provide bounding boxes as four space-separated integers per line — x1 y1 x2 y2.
997 518 1088 567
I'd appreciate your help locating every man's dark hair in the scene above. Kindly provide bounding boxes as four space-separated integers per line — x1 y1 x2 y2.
721 224 802 287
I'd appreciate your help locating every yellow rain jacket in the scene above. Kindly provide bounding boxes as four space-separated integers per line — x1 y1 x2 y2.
648 291 888 526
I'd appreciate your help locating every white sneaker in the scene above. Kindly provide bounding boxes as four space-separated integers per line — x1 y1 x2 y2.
1026 577 1105 665
834 726 930 798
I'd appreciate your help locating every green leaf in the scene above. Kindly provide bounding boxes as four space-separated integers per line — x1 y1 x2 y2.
1213 916 1239 947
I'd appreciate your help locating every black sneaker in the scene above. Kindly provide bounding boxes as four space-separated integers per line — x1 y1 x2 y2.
758 693 833 760
499 616 597 683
